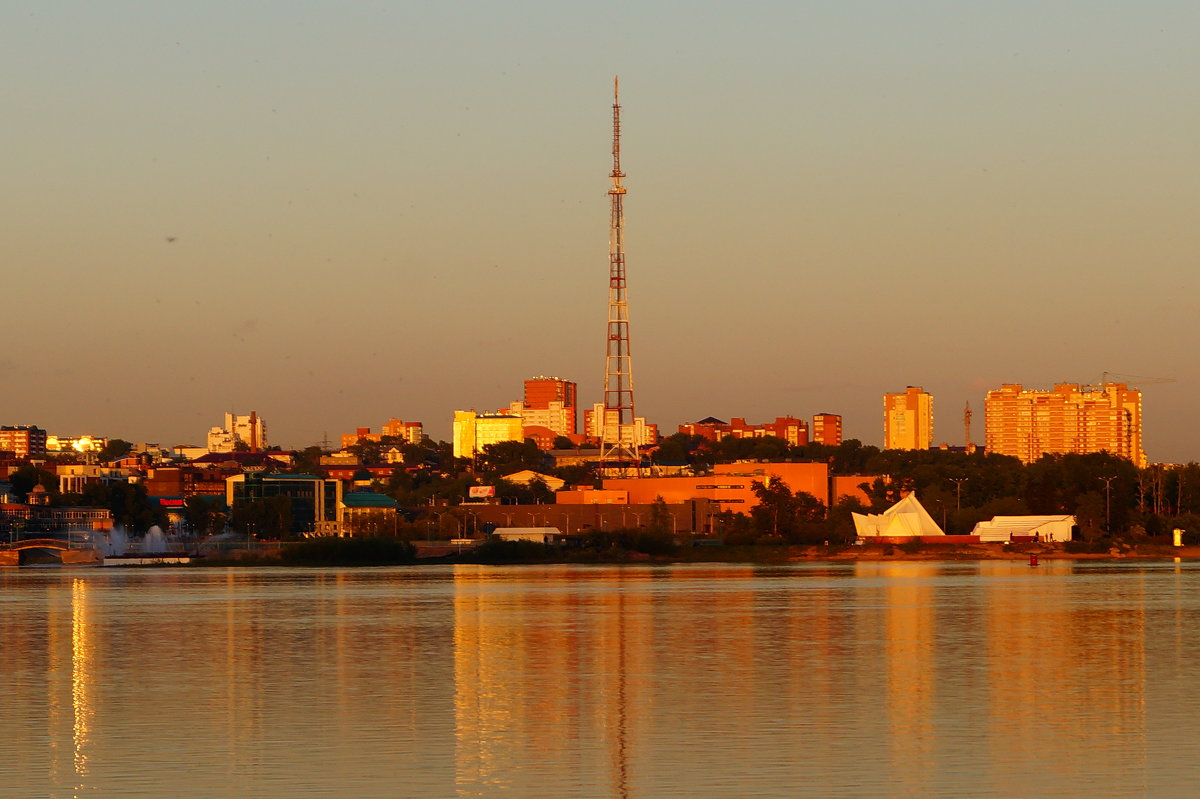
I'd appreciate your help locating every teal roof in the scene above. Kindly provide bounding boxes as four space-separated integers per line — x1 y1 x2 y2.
341 492 399 509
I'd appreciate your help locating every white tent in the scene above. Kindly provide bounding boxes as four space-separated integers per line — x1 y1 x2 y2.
971 515 1075 542
852 492 945 538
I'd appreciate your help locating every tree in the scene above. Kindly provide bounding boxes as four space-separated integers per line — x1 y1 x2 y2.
8 465 59 499
476 439 547 477
552 436 575 450
827 496 869 543
81 481 163 532
98 439 134 463
289 446 327 476
649 497 672 534
185 495 226 536
749 479 824 542
713 435 790 463
550 462 599 488
651 433 714 471
350 438 383 466
231 495 294 540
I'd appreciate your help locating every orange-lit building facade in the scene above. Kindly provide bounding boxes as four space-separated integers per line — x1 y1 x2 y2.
506 376 578 449
340 418 424 449
601 461 829 510
884 387 933 451
0 425 47 458
523 376 577 432
812 413 843 446
984 382 1146 467
677 416 809 446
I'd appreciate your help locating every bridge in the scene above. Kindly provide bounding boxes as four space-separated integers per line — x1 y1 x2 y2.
0 538 101 566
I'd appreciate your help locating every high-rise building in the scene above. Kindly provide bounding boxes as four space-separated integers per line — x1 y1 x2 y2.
884 387 933 450
381 418 424 444
0 425 48 458
984 383 1146 467
507 376 578 445
207 412 266 453
812 413 843 446
452 411 524 459
524 377 577 429
585 403 656 449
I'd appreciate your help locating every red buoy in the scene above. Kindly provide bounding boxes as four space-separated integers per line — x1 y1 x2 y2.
1029 553 1039 567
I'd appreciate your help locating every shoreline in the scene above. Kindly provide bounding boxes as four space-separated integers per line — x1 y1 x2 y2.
192 540 1200 567
778 542 1200 562
15 540 1193 568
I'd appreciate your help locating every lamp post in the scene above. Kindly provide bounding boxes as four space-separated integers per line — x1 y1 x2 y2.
949 477 968 512
1100 476 1117 532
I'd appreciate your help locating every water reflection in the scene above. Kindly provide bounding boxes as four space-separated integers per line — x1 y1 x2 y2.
71 578 94 782
2 563 1200 798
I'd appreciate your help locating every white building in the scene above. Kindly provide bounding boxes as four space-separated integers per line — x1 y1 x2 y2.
971 515 1076 542
207 411 267 453
584 402 654 447
506 401 573 438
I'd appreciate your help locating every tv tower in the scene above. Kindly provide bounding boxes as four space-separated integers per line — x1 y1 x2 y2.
600 76 639 473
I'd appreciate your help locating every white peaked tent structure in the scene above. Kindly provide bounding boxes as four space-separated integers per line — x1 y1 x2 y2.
852 492 946 538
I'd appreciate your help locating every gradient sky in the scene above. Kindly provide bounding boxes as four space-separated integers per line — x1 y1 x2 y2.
5 1 1198 461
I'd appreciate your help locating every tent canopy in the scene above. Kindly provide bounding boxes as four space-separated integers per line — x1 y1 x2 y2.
852 492 945 538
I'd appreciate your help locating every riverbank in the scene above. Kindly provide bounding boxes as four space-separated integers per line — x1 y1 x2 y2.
775 541 1200 562
190 539 1200 567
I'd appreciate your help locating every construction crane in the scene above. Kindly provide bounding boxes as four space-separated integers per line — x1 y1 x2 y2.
1098 371 1177 388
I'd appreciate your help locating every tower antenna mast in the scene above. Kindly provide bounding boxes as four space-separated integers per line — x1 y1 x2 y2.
964 401 973 451
600 76 639 474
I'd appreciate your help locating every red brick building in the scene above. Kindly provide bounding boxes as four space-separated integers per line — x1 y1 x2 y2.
0 426 47 458
812 413 843 446
678 416 809 446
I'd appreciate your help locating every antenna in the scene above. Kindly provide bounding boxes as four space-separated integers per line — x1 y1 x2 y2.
964 401 973 450
600 76 639 475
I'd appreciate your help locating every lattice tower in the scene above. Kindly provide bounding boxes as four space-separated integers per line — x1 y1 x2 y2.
600 76 639 474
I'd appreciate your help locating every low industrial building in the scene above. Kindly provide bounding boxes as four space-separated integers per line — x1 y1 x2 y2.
603 461 830 507
340 491 402 536
971 515 1076 542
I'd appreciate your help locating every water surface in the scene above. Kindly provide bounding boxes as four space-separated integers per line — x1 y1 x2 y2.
2 561 1197 798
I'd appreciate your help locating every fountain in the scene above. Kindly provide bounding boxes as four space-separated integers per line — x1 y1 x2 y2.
98 524 193 565
142 525 167 554
107 526 128 557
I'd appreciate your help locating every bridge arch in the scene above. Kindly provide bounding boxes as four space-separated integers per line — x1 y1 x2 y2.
0 539 101 566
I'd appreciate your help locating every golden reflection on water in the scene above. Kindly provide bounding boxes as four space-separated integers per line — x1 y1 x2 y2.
3 563 1197 798
71 578 94 782
859 563 938 794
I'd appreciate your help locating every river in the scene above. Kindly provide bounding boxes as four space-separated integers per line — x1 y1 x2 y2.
2 561 1198 798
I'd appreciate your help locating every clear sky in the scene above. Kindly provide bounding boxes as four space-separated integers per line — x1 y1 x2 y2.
5 1 1198 461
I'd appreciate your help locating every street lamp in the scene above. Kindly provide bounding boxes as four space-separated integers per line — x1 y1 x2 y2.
1100 476 1117 532
949 478 968 512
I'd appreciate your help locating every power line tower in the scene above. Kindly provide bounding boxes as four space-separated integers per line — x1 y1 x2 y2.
600 76 639 475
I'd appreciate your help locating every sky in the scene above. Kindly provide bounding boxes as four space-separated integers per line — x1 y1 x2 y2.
4 1 1199 461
